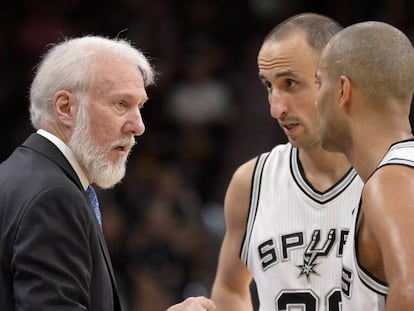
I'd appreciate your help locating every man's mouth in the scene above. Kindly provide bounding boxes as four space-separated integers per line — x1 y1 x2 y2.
284 124 298 130
111 137 136 154
281 122 299 132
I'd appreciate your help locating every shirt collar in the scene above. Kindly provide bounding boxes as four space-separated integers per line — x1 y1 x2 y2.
37 129 89 190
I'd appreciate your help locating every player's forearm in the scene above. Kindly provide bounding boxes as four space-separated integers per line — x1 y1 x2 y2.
211 285 253 311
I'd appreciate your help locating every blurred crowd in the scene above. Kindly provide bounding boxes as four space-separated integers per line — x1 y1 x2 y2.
1 0 413 309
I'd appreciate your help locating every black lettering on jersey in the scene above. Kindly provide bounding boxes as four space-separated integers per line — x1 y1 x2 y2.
297 229 336 279
306 229 336 259
327 288 342 311
257 229 349 273
276 290 318 311
258 238 278 270
276 289 341 311
281 232 304 260
342 266 353 298
338 229 349 256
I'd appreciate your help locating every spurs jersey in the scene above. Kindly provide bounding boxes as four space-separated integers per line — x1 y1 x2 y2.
341 139 414 310
240 143 363 311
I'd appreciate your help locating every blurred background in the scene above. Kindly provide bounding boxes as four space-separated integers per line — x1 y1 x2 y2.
1 0 413 309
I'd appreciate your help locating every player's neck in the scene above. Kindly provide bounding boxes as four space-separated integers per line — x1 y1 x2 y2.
298 146 352 192
349 131 413 182
347 104 413 181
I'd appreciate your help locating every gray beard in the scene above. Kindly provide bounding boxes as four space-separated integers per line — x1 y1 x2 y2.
68 107 132 189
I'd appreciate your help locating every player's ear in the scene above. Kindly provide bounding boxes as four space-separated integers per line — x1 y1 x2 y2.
338 75 351 112
53 90 77 127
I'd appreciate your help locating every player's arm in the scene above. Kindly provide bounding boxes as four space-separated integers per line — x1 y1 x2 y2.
210 158 257 311
167 296 216 311
362 165 414 310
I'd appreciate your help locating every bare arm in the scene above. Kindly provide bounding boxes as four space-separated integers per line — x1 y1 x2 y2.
210 158 257 311
167 297 216 311
362 165 414 310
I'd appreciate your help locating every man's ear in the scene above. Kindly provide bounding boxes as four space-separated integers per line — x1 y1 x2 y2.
338 75 352 112
53 90 77 127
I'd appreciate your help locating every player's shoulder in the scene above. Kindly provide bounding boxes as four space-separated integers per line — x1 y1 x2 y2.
239 143 291 172
229 157 258 194
367 163 414 190
362 163 414 215
231 143 291 185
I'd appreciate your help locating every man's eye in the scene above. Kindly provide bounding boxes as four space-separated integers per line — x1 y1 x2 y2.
286 79 297 88
263 81 272 90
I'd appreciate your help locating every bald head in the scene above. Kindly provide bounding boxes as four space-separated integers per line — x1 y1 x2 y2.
321 21 414 102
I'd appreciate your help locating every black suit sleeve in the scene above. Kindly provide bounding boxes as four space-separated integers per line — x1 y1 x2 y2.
12 185 92 310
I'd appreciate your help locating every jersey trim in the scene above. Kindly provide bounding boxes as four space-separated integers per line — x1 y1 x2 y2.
350 140 414 297
353 202 389 296
378 139 414 168
240 152 270 263
290 147 358 204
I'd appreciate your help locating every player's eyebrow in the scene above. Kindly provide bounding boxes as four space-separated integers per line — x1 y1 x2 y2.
259 69 300 81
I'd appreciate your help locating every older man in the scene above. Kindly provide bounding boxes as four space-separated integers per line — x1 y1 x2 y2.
0 36 154 310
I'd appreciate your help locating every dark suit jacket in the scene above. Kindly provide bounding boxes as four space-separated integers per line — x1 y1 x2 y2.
0 133 121 310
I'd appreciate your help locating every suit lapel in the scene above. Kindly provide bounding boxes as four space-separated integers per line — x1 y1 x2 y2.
96 229 121 309
82 191 121 309
21 133 83 189
23 133 121 309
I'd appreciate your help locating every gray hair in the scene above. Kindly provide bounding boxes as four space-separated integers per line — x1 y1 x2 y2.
29 35 155 129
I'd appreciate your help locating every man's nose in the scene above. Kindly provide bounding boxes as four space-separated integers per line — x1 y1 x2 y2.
125 108 145 136
269 90 288 119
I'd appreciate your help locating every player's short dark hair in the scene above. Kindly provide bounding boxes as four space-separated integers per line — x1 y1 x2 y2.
264 13 343 52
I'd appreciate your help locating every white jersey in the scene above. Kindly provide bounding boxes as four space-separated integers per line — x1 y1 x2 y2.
240 143 363 311
341 139 414 310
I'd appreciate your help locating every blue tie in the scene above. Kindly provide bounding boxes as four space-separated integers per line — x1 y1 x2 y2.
86 185 102 228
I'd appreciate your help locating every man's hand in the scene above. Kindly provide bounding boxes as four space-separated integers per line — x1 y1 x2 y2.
167 297 216 311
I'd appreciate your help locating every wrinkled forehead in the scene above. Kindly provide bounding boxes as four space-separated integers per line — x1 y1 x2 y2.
259 32 312 58
258 36 319 78
87 57 146 102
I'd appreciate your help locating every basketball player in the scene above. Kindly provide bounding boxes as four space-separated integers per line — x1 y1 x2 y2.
210 13 363 310
315 21 414 310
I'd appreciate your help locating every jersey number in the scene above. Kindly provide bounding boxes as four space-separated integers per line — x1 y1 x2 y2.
276 289 341 311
